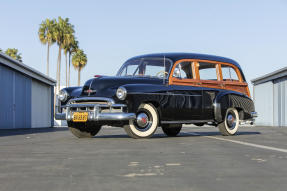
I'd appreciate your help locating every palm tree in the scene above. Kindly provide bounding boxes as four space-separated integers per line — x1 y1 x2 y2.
5 48 22 62
64 38 78 87
72 49 87 86
63 30 76 87
54 17 72 92
38 18 56 76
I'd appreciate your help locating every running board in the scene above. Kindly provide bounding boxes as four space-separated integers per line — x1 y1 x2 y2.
161 120 214 124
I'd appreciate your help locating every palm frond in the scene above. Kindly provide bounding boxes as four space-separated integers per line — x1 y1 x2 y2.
72 49 87 70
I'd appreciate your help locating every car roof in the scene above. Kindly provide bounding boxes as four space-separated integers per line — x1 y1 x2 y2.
128 52 240 68
127 52 246 81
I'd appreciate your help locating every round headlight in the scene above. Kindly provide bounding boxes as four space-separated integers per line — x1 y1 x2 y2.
116 86 127 100
58 89 68 102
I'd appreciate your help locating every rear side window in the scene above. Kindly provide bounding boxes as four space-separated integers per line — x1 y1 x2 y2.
198 62 218 81
221 65 239 81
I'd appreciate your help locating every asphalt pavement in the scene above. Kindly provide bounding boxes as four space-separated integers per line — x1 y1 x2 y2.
0 125 287 191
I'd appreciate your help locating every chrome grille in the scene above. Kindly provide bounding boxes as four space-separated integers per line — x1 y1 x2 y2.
66 97 126 113
71 101 108 105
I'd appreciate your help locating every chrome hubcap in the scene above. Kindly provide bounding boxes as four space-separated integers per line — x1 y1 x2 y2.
227 113 236 129
136 113 149 128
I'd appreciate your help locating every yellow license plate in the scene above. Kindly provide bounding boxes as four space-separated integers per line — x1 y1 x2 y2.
73 112 88 122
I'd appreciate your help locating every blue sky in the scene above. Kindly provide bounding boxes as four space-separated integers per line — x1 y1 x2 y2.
1 0 287 89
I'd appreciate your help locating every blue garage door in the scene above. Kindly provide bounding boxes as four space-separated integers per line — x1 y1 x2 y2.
0 64 14 129
0 64 31 129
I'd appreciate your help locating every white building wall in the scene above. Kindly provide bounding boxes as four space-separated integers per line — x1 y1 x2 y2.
254 81 273 126
273 77 287 126
31 79 52 128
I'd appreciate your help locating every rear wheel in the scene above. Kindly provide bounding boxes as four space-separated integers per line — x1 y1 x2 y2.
124 103 159 139
218 108 239 136
68 123 102 138
194 123 204 127
161 124 182 137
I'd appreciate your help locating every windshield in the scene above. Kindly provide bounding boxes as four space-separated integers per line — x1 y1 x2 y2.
117 57 172 79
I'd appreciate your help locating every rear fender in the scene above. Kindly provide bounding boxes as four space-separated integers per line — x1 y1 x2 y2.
213 91 254 122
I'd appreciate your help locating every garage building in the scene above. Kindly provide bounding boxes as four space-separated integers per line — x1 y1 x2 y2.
0 52 56 129
251 67 287 127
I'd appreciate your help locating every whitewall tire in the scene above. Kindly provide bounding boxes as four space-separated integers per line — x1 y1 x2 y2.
218 108 239 136
124 103 159 139
161 124 182 137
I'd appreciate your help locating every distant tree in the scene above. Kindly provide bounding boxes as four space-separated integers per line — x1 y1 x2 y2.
5 48 22 62
0 48 2 52
72 49 87 86
38 18 56 76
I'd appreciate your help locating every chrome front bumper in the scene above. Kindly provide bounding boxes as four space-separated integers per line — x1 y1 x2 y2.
55 97 136 122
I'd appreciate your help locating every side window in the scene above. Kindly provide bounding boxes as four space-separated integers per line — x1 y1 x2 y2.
198 62 218 81
145 65 165 77
221 65 239 81
125 64 138 76
172 61 193 79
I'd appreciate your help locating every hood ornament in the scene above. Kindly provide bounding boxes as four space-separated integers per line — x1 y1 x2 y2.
84 89 97 96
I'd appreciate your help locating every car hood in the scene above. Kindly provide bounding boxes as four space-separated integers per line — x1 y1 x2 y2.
81 76 165 97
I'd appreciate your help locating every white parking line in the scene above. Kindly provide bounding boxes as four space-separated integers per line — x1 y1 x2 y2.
184 132 287 153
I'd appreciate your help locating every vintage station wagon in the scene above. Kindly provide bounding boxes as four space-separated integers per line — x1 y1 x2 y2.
55 53 257 138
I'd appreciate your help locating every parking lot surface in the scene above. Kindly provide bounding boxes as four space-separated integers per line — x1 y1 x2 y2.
0 125 287 191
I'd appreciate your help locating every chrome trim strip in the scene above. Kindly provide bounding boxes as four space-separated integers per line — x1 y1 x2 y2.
128 92 202 96
97 113 136 121
111 104 127 107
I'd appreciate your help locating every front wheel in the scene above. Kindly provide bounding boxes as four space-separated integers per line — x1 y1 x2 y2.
162 124 182 137
218 108 239 136
124 103 159 139
68 122 102 138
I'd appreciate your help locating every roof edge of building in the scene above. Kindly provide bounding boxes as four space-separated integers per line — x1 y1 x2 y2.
0 52 56 86
251 66 287 85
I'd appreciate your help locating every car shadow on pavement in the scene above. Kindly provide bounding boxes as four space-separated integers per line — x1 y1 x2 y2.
94 131 261 139
0 127 68 137
180 131 261 137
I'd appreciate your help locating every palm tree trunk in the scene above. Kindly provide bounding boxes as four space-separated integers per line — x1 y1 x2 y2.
57 46 62 92
65 53 68 87
68 52 71 87
56 52 59 92
78 68 81 86
47 44 50 76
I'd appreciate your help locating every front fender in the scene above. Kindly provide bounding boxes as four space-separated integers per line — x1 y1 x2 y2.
61 86 82 105
122 84 169 114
